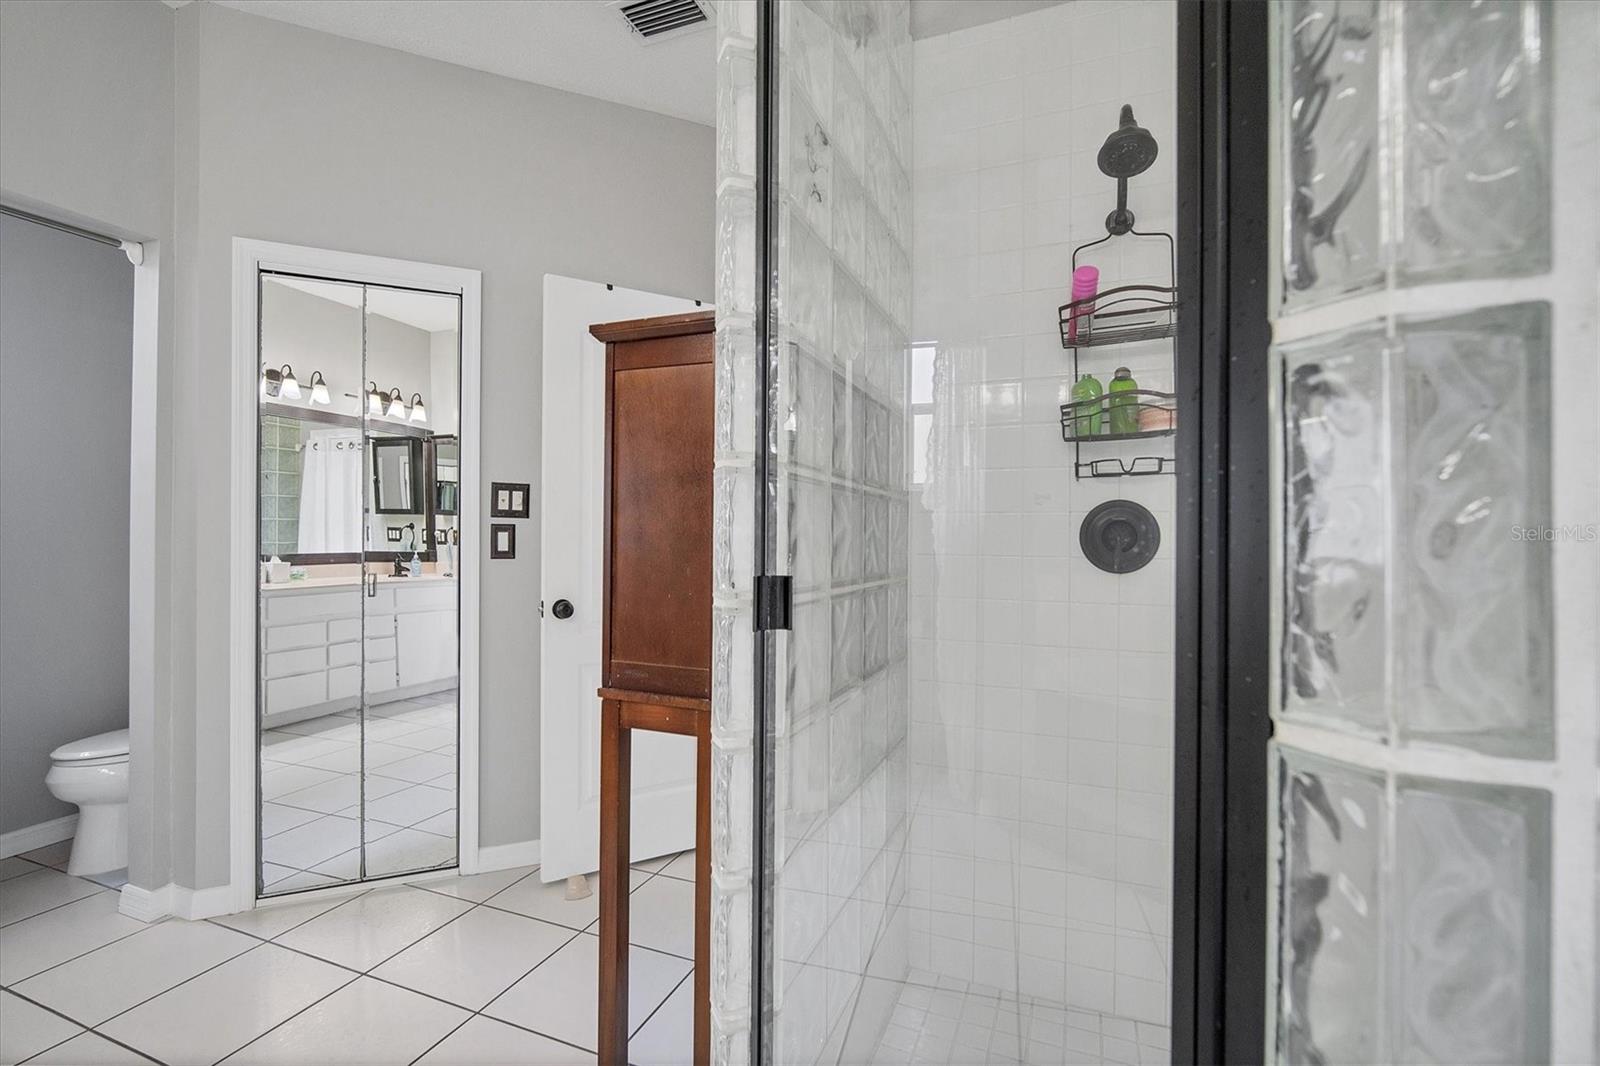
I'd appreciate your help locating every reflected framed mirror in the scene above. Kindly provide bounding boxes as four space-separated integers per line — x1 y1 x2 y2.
432 437 459 515
371 436 421 513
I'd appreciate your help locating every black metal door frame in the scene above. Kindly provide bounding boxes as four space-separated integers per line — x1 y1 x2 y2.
1173 2 1273 1063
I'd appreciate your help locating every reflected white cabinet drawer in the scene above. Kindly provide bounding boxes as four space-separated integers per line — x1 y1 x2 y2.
364 662 398 693
327 664 360 701
264 591 363 624
325 614 394 642
397 610 458 688
394 584 456 613
265 646 325 679
265 621 325 652
266 671 326 714
328 641 361 667
365 636 397 662
328 617 362 643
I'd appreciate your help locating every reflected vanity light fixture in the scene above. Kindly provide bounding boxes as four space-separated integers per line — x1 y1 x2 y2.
308 371 331 406
386 388 407 419
409 393 427 423
367 381 386 416
259 364 282 398
278 365 301 399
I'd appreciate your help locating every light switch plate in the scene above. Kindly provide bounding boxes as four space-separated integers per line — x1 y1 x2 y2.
490 522 516 559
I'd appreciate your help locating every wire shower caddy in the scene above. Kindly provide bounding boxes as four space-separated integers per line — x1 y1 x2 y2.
1058 105 1179 479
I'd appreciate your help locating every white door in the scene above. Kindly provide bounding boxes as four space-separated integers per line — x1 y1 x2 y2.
539 275 708 882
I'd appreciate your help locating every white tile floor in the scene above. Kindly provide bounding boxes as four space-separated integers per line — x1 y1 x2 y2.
867 972 1170 1065
260 691 459 893
0 842 698 1065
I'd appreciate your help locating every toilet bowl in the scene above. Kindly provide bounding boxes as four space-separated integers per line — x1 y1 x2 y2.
44 728 130 876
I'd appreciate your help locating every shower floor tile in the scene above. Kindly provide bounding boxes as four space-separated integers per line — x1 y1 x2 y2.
864 978 1171 1066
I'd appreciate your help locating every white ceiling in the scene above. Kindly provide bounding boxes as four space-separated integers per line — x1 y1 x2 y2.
910 0 1067 39
209 0 718 126
201 0 1069 127
270 276 460 333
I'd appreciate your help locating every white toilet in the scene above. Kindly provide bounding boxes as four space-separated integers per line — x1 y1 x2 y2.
44 728 130 876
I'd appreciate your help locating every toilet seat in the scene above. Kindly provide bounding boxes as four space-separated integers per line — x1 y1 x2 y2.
50 728 130 765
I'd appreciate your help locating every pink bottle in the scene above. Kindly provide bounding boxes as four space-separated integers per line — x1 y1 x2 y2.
1067 265 1099 343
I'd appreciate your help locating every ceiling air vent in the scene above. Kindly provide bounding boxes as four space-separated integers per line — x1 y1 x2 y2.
616 0 710 40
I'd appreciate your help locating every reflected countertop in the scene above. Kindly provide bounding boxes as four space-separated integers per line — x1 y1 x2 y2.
260 573 458 593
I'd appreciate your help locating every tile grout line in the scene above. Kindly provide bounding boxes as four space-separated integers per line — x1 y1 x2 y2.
262 774 462 886
12 855 697 1065
215 869 610 1065
0 883 115 932
175 880 499 1064
5 984 169 1066
3 910 163 986
628 965 695 1044
8 887 380 1052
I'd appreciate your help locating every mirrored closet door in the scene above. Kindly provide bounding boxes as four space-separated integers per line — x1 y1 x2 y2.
256 271 462 896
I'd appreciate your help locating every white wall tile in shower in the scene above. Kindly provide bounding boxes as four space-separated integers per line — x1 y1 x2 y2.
908 0 1177 1030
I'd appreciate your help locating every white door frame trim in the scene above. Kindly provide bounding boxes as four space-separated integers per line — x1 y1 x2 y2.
228 238 482 915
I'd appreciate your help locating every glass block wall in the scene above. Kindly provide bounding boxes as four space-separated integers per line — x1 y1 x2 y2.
258 415 303 557
711 1 914 1061
1268 1 1598 1062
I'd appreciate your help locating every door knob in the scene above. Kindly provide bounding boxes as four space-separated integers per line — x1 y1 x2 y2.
551 599 575 620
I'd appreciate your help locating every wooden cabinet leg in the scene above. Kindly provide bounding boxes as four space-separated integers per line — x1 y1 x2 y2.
694 713 712 1065
599 699 631 1064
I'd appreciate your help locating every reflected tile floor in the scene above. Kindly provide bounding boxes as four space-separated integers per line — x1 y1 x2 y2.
867 974 1170 1066
260 690 460 893
0 846 698 1065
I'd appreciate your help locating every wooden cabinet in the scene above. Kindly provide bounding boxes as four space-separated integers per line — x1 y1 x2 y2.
590 311 714 1066
599 320 714 698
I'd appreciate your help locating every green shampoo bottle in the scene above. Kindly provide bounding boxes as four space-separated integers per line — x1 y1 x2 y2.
1108 366 1139 435
1070 373 1104 437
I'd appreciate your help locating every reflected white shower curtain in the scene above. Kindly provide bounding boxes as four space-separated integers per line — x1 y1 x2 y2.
297 429 363 553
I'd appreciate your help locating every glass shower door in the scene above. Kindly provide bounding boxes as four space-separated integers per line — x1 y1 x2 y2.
712 1 922 1060
718 2 1186 1062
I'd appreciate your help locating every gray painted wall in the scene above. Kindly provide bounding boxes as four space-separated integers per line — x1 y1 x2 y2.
0 0 713 890
168 4 714 884
0 0 175 890
0 215 134 836
0 0 174 240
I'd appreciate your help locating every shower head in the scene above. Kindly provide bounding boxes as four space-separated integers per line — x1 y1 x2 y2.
1097 104 1159 235
1098 105 1158 179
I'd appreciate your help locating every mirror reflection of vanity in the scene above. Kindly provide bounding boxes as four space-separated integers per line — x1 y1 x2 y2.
254 272 463 894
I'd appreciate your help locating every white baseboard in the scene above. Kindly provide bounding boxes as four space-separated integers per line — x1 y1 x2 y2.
119 882 171 922
119 881 235 922
0 814 77 858
173 883 235 920
477 839 540 872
